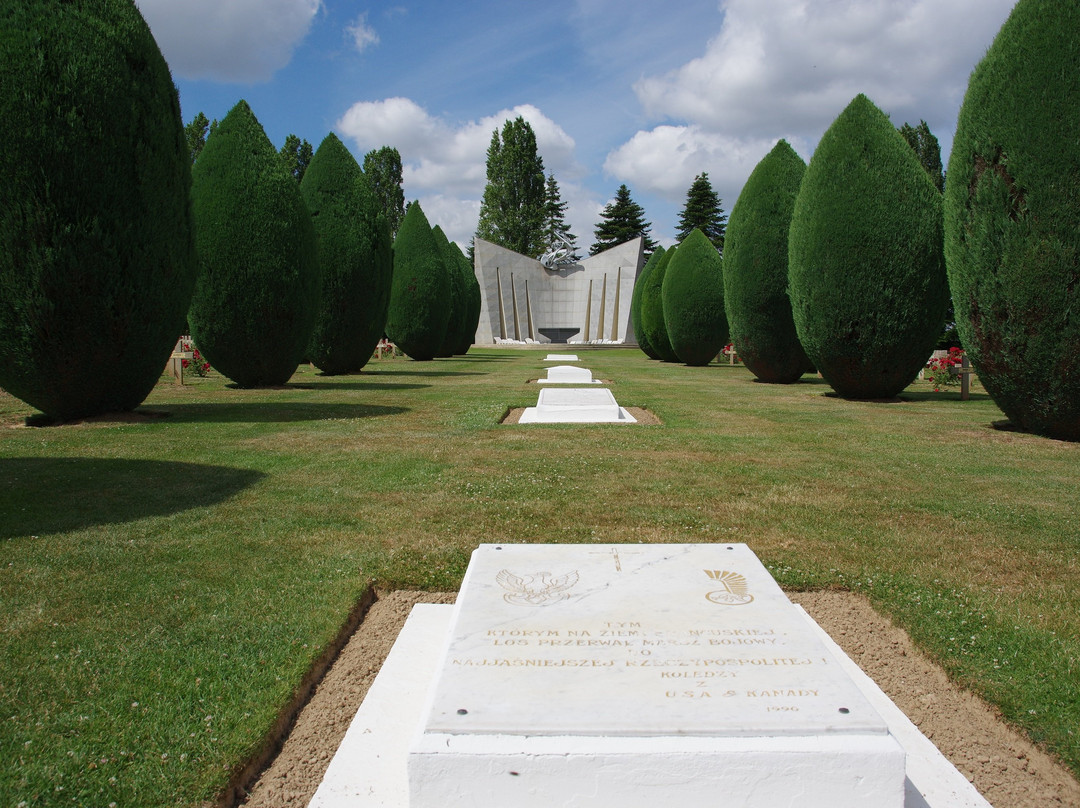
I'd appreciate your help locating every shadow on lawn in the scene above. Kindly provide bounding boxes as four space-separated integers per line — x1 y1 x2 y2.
0 457 266 540
163 402 409 423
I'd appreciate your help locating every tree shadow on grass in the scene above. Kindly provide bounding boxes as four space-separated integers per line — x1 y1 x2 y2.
0 457 266 540
303 381 432 391
357 369 486 378
161 402 409 424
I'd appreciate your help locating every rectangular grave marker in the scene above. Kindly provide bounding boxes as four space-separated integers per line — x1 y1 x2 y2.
409 543 905 807
538 364 600 384
518 387 635 423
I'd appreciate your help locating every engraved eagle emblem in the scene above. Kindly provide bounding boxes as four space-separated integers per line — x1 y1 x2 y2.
496 569 580 606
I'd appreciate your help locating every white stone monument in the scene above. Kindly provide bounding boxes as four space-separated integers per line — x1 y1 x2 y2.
517 387 635 423
543 353 579 362
408 544 906 807
537 365 600 384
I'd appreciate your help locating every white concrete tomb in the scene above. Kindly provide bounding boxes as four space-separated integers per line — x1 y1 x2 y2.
537 364 600 384
517 387 635 423
543 353 579 362
408 543 906 808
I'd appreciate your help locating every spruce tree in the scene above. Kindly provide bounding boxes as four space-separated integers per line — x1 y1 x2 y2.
189 100 320 387
363 146 406 238
591 184 658 257
301 132 392 375
475 117 547 257
663 229 728 366
676 172 726 253
630 247 666 358
0 0 196 419
386 202 451 360
541 173 580 259
433 225 467 357
945 0 1080 440
788 94 946 400
638 246 680 362
724 140 810 383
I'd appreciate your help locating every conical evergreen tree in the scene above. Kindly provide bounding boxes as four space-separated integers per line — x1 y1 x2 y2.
945 0 1080 440
450 240 481 354
676 173 726 253
638 246 679 362
630 247 666 358
301 133 392 375
475 117 547 257
724 140 810 383
0 0 196 419
663 229 728 366
189 100 320 387
386 202 451 360
433 225 467 357
591 184 658 257
788 94 946 400
541 173 580 260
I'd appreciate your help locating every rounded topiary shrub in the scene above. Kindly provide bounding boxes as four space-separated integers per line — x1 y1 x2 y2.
432 225 467 357
724 140 810 383
638 245 679 362
188 100 319 387
0 0 196 419
301 133 392 375
662 229 728 366
386 202 450 360
944 0 1080 440
789 94 946 399
452 241 481 355
630 247 665 358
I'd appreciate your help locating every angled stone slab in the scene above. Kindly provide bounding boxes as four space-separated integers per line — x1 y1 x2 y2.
408 543 906 807
537 365 601 384
543 353 579 362
518 387 635 423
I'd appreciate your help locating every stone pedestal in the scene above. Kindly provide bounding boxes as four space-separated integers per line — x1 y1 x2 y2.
408 544 906 807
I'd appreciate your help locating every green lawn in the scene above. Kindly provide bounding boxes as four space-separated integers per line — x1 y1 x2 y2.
1 347 1077 805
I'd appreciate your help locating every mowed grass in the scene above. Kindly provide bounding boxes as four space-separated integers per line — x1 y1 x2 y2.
1 347 1077 805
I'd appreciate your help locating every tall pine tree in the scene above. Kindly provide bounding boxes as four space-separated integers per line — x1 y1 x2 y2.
363 146 406 238
474 117 547 257
541 172 579 259
676 172 726 253
898 120 944 192
590 184 657 256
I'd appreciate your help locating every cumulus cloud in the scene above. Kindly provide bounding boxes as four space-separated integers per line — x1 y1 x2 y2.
634 0 1016 138
346 13 379 53
136 0 321 83
337 98 578 195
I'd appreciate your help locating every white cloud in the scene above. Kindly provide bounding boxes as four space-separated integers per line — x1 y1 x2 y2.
336 99 584 245
346 13 379 53
634 0 1016 139
136 0 321 83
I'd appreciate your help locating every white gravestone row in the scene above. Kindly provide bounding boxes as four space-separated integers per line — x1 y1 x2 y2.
523 355 636 423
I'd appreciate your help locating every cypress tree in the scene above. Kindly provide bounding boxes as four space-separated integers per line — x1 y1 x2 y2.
638 246 680 362
788 94 946 399
386 202 451 360
663 229 728 366
0 0 196 419
450 240 481 354
945 0 1080 440
301 133 392 375
630 247 666 358
432 225 466 357
189 100 319 387
675 173 726 253
363 146 406 239
724 140 810 383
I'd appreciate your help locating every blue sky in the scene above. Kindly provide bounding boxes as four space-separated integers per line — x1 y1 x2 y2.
136 0 1017 250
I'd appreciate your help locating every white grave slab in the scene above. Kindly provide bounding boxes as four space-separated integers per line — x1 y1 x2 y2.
518 387 635 423
543 353 579 362
537 364 601 384
409 544 906 807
